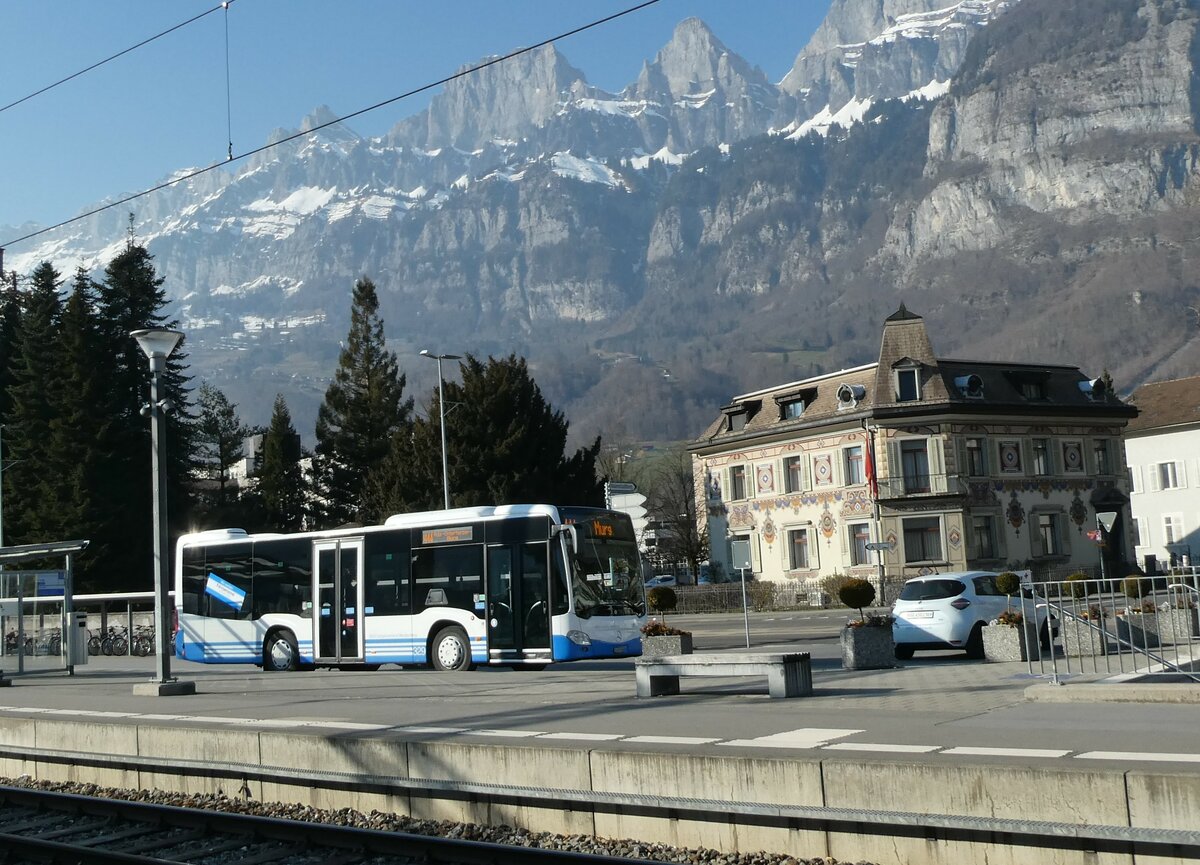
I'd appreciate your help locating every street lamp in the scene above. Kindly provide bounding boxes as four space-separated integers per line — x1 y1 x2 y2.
130 328 195 696
420 349 461 510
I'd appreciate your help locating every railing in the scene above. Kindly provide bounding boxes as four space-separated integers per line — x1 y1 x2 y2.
1019 573 1200 683
875 472 963 498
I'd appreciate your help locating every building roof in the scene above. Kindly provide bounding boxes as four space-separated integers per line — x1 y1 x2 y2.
691 307 1136 451
1126 375 1200 434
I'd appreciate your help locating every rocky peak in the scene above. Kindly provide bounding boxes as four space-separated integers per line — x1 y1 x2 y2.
390 43 588 150
630 17 768 102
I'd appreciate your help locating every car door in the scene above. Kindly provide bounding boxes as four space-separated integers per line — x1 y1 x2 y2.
971 574 1009 622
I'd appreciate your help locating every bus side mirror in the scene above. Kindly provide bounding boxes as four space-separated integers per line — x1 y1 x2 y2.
554 524 578 554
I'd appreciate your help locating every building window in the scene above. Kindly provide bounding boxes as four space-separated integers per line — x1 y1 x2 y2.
729 465 747 500
1132 517 1145 548
1036 512 1064 557
972 515 998 560
1020 381 1045 400
900 439 930 493
1155 462 1182 490
896 368 920 402
1060 441 1084 474
965 438 987 477
903 516 943 563
1164 514 1185 545
844 445 864 486
781 399 804 420
784 456 804 493
998 441 1022 474
1093 439 1111 475
1032 439 1051 476
728 412 747 432
849 523 871 566
787 529 811 570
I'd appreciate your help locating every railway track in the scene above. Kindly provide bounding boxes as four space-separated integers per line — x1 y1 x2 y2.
0 784 658 865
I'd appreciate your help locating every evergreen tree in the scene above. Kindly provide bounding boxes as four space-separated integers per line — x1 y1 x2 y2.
366 354 603 518
193 382 249 517
313 277 411 527
257 394 306 531
0 281 22 541
43 269 110 587
92 239 192 591
5 262 64 544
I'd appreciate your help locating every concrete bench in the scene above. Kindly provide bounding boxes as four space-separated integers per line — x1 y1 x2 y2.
635 652 812 699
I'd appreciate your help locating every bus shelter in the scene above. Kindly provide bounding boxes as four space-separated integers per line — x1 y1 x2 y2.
0 539 89 679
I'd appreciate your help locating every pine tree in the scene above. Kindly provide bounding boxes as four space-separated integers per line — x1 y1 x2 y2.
44 269 110 587
92 239 193 591
257 394 306 531
5 262 65 544
366 354 603 518
193 382 249 518
313 277 411 527
0 281 22 541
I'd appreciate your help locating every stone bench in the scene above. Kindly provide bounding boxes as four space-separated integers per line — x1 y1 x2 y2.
635 652 812 699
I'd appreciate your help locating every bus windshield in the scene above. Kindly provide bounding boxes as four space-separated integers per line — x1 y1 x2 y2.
571 537 645 617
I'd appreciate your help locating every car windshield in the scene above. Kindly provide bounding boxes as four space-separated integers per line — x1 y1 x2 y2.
899 579 966 601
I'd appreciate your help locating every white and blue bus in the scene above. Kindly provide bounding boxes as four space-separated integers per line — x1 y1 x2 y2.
175 505 647 671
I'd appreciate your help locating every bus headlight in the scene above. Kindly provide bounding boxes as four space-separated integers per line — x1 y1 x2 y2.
567 630 592 646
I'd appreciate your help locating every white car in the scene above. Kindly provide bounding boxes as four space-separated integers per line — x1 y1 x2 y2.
892 571 1052 660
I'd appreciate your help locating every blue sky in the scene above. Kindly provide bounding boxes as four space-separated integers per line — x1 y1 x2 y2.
0 1 830 238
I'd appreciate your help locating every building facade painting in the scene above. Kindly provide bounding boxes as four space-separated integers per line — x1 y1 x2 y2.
690 306 1138 587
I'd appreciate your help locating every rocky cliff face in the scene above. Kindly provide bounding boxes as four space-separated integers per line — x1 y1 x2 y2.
6 0 1195 444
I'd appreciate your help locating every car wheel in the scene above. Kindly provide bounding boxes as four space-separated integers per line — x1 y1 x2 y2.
894 645 915 660
965 622 985 659
264 630 300 672
431 626 475 672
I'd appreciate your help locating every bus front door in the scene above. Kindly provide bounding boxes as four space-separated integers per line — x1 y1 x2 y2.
313 539 364 664
486 542 551 664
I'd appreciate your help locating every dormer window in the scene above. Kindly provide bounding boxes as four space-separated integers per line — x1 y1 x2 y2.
722 399 761 432
896 368 920 402
955 374 984 399
728 411 747 432
836 384 866 410
1021 381 1045 400
781 398 805 420
775 387 817 421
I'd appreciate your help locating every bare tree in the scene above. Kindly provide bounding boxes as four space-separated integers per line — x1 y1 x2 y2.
646 449 708 581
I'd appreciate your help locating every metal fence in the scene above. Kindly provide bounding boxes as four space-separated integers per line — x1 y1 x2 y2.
1018 572 1200 682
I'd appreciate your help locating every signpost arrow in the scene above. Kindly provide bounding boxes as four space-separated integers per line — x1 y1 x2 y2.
609 493 647 511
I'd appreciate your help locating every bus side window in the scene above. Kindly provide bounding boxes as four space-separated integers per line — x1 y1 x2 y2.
365 532 410 616
412 544 483 614
251 538 312 617
201 542 254 621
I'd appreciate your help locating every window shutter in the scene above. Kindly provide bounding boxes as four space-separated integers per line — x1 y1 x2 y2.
1031 519 1044 557
802 455 812 491
1176 461 1188 488
1058 515 1071 555
1148 464 1162 492
995 516 1007 558
808 529 819 569
888 440 901 493
751 533 762 572
929 437 946 492
1130 465 1142 494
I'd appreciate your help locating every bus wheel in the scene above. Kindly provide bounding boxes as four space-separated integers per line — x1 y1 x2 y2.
431 627 474 672
264 631 299 672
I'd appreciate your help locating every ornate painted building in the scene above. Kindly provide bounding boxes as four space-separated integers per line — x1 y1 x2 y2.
690 306 1138 588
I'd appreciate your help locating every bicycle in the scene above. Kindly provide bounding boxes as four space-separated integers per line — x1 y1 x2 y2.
100 625 128 656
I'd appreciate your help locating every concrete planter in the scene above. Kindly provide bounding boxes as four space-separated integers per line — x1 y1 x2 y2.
1128 609 1198 644
641 633 693 657
982 623 1039 662
1115 615 1160 649
1061 618 1114 656
840 625 894 670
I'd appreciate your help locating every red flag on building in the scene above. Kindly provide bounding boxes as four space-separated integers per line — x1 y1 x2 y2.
865 434 879 500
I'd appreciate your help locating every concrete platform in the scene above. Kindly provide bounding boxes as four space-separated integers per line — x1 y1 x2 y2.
1 610 1198 865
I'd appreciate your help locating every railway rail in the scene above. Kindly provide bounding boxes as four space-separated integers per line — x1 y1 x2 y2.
0 784 659 865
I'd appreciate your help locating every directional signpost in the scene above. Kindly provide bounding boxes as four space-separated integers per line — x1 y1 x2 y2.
607 484 649 550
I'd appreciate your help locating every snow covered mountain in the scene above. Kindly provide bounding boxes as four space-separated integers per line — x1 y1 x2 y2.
1 0 1070 442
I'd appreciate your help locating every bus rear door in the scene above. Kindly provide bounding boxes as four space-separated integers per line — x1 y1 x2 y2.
313 538 365 665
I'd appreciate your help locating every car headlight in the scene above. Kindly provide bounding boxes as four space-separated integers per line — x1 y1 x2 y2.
567 630 592 646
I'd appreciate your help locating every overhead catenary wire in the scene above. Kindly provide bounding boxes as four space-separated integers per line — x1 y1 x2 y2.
224 1 234 161
0 1 237 116
1 0 664 251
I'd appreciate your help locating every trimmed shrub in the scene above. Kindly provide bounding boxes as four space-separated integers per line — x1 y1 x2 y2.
647 586 678 615
1121 575 1151 601
838 578 877 621
995 571 1021 597
1064 572 1090 600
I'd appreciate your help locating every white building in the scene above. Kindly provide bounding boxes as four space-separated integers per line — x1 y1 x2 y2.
1125 376 1200 573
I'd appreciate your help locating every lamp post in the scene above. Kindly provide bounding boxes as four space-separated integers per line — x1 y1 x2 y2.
130 328 195 696
420 349 461 510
